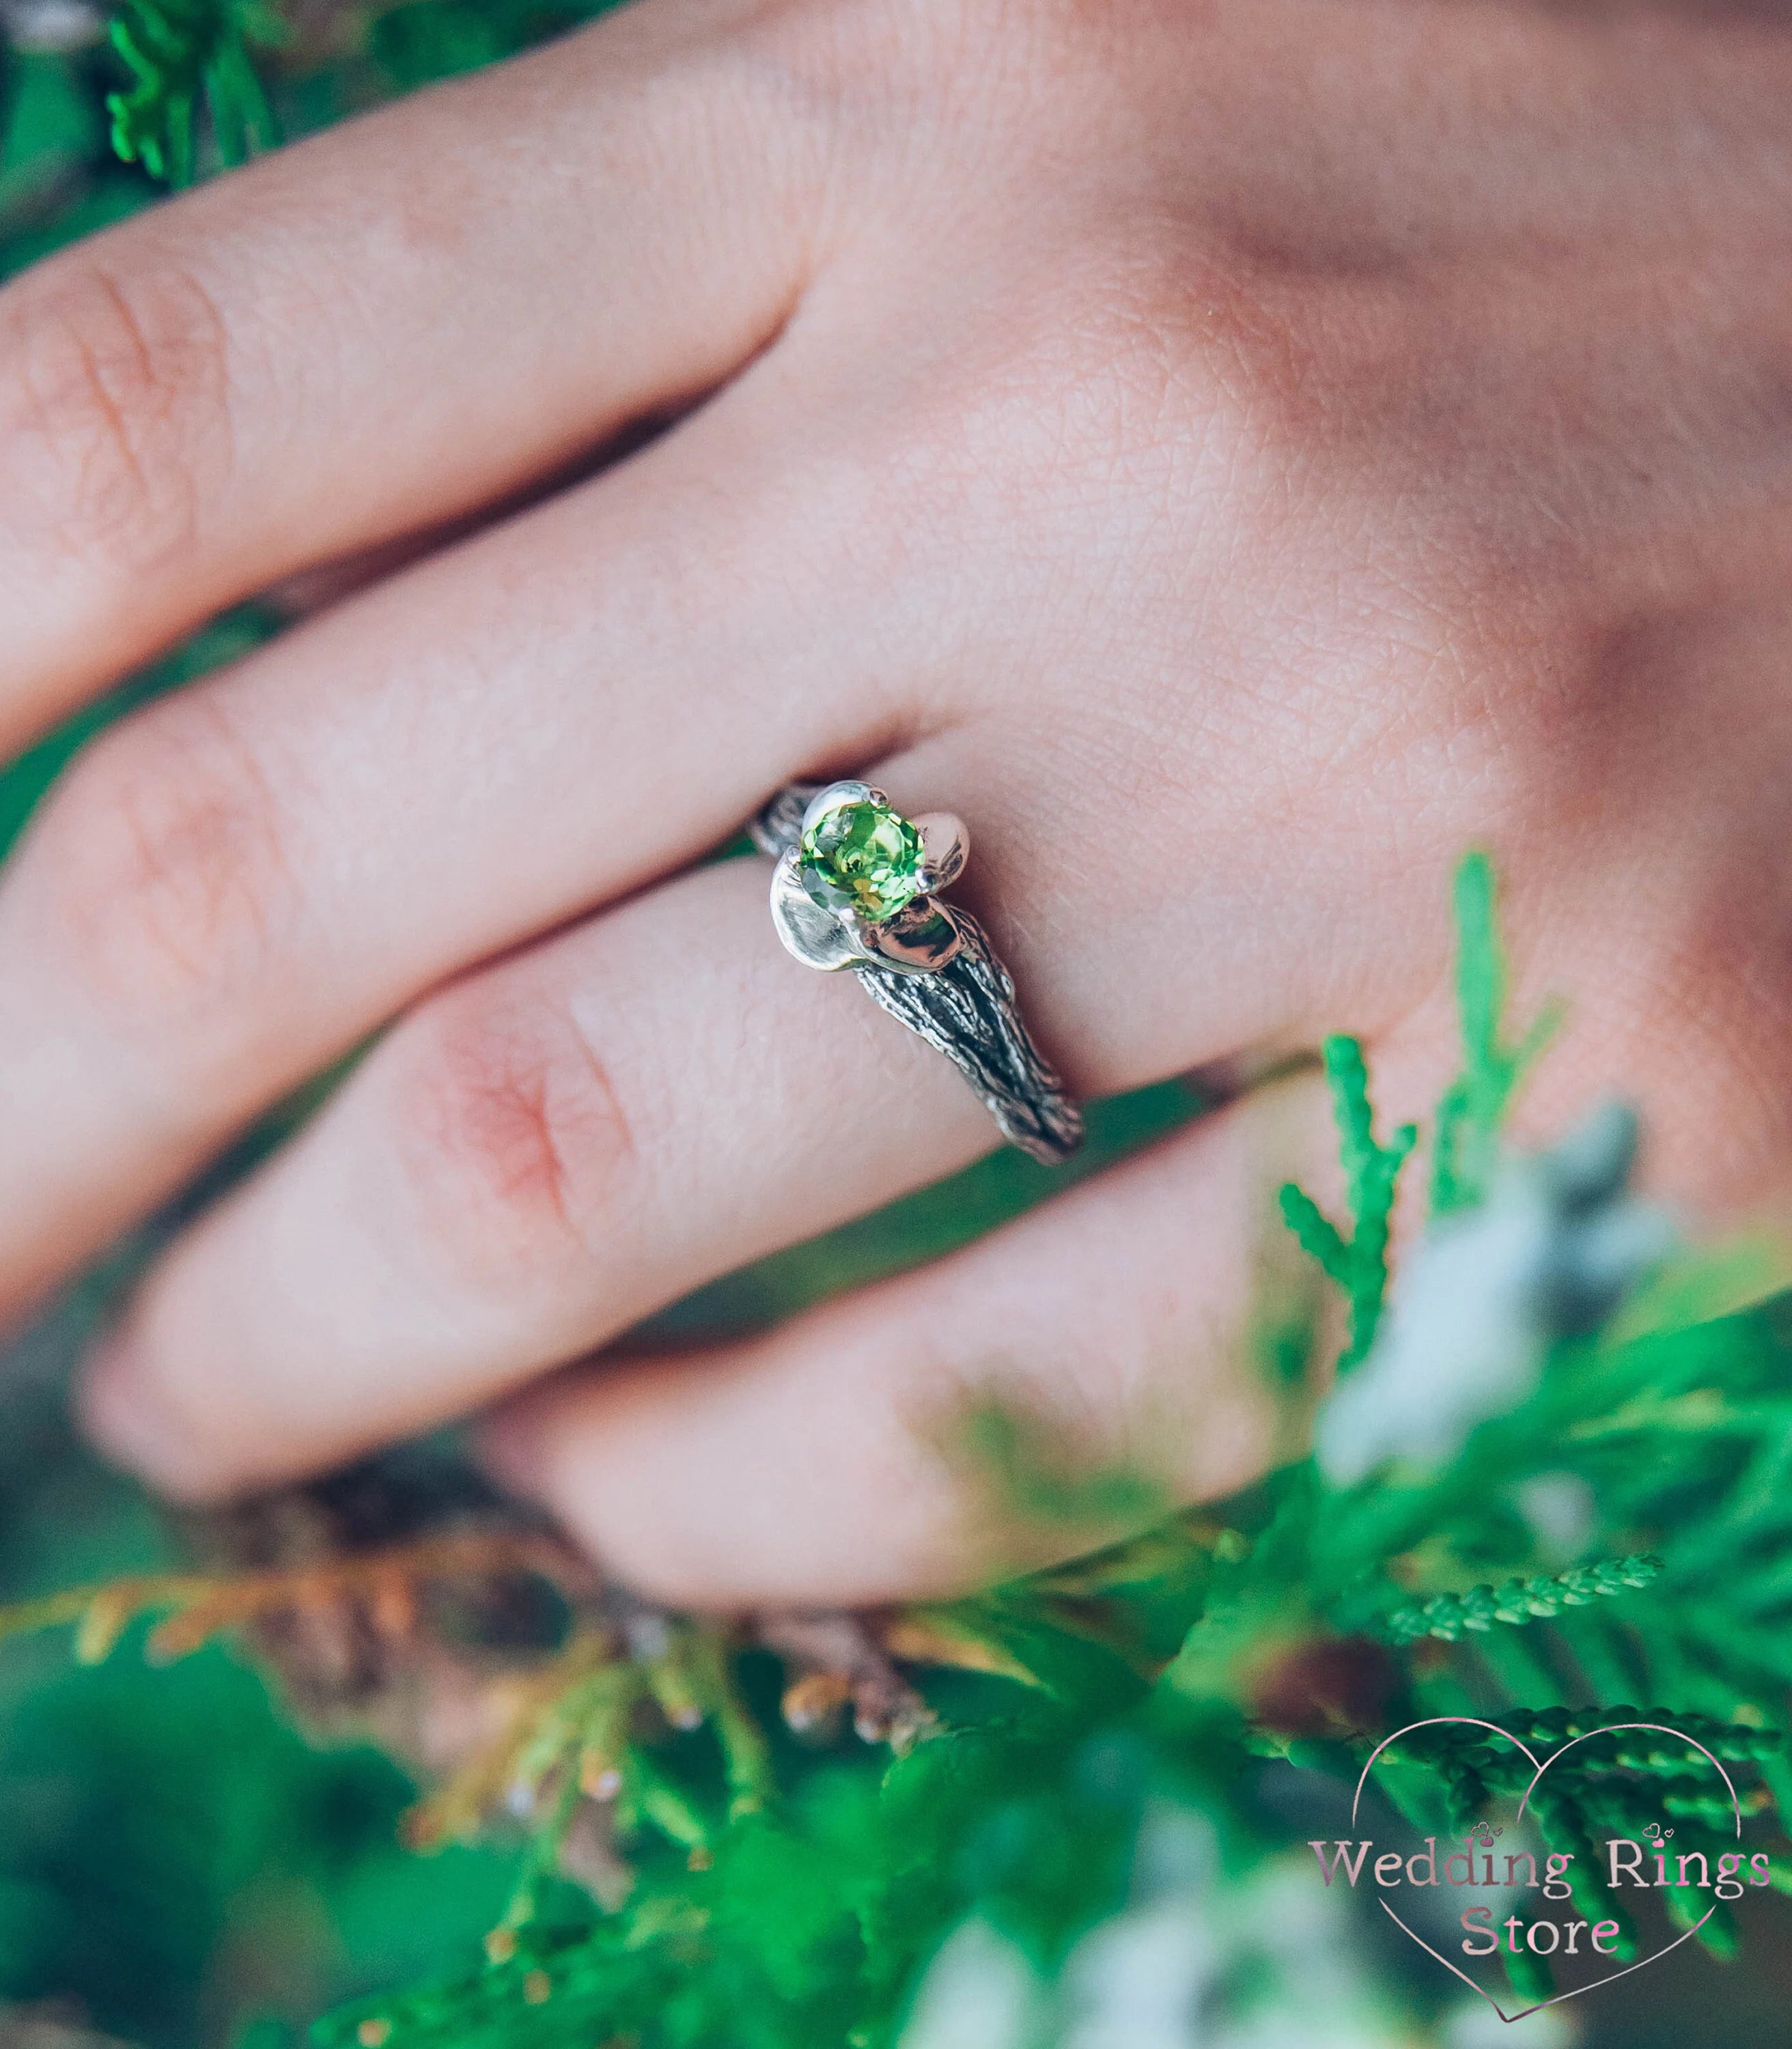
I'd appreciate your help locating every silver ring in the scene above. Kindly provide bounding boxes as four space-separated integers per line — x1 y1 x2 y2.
750 779 1084 1165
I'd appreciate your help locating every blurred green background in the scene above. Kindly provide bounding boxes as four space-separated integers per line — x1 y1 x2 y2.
0 1030 1203 2044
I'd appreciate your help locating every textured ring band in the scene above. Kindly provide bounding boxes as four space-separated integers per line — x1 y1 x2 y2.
750 779 1084 1165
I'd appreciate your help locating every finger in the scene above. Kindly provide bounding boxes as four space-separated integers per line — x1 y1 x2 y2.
0 0 832 746
75 856 1012 1496
0 395 873 1313
78 856 1322 1559
471 1076 1332 1608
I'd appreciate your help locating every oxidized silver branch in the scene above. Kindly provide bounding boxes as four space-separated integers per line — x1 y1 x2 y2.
750 779 1084 1165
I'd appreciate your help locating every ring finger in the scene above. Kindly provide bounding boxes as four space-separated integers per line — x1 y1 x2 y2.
0 387 884 1315
76 852 1037 1494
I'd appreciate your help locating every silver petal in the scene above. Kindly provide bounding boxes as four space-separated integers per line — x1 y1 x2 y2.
913 811 970 891
770 848 866 971
866 897 966 975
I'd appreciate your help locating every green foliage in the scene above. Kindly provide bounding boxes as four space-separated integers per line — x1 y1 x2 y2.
365 0 619 90
0 0 636 214
0 16 1789 2043
107 0 284 184
1277 1033 1416 1369
1380 1552 1663 1645
267 1173 1792 2045
1382 1707 1783 1956
1430 850 1560 1215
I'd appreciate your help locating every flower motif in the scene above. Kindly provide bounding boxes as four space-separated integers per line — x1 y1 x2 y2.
769 779 972 979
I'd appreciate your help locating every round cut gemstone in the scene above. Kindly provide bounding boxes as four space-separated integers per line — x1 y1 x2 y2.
798 799 926 921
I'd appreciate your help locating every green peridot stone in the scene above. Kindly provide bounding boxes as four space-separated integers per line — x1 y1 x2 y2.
798 799 925 922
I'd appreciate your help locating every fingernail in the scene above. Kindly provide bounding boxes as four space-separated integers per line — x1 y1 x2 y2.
76 1339 199 1492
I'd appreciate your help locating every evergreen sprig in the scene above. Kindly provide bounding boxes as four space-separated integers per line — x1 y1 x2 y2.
1381 1708 1784 1958
107 0 283 186
1429 850 1560 1215
1498 1703 1782 1764
1380 1552 1662 1645
1277 1034 1416 1369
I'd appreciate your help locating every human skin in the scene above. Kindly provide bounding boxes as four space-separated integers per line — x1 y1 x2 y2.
0 0 1784 1604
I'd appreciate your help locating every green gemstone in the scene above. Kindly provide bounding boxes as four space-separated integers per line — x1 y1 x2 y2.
798 799 926 922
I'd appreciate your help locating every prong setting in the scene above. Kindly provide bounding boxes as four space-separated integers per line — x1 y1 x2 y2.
798 780 878 837
770 783 976 975
752 777 1082 1162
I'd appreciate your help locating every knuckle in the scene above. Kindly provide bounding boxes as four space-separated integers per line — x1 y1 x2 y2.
42 697 297 1059
389 986 639 1295
0 254 232 579
1029 259 1227 472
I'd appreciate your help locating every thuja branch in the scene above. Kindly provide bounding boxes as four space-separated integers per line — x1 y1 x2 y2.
1430 850 1560 1215
0 1528 596 1664
107 0 285 186
1278 1033 1416 1368
1377 1552 1662 1645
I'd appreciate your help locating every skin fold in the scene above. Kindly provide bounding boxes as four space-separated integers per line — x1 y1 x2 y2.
0 0 1778 1602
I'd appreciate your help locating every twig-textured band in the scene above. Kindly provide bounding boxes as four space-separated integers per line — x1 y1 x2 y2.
753 784 1083 1164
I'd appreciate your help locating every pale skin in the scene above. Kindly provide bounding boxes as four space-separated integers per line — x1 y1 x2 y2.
0 0 1784 1604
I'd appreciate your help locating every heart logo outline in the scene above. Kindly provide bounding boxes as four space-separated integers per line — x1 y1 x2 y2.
1348 1716 1744 2023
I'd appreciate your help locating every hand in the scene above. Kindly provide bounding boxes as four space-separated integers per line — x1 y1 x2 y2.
6 0 1788 1604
